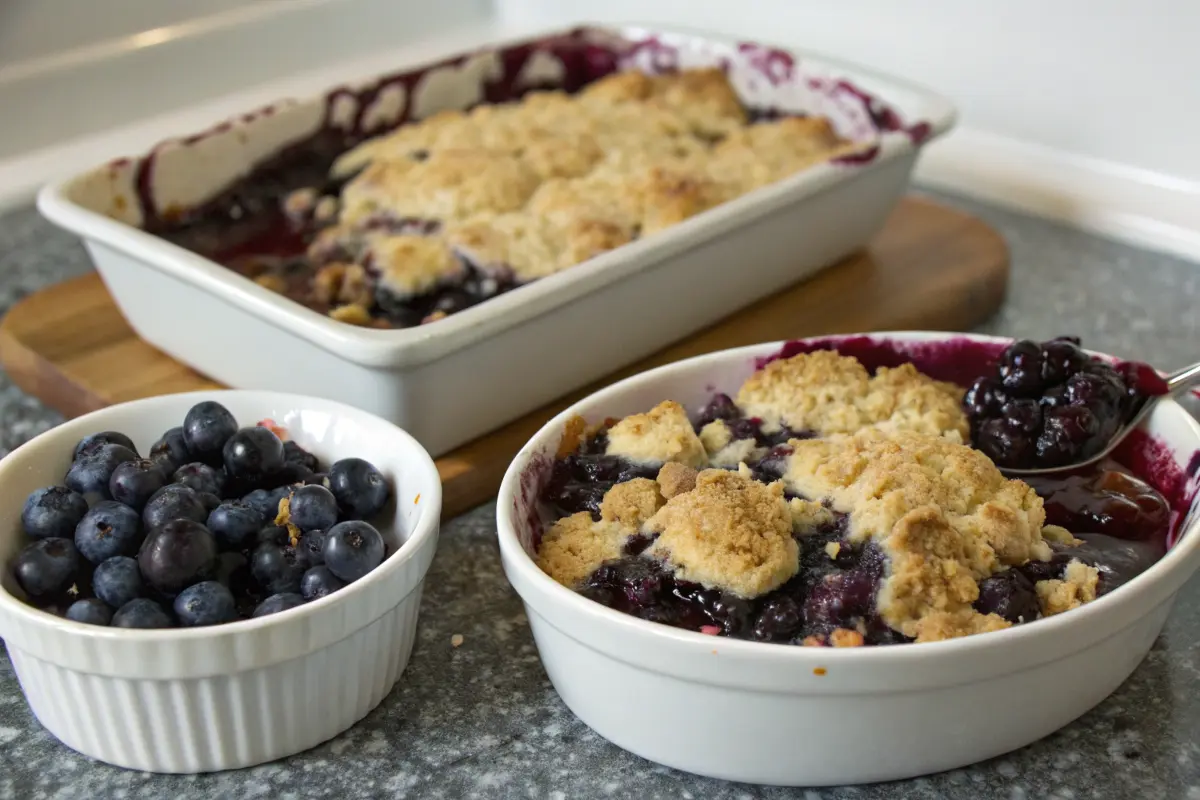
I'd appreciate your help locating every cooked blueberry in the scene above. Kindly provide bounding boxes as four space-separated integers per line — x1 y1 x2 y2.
283 440 320 471
172 462 225 497
22 486 89 540
108 459 168 511
328 458 390 520
173 581 237 627
137 519 219 596
75 501 143 564
802 569 877 628
74 431 137 460
1040 339 1088 385
297 529 326 565
207 501 263 550
999 398 1043 436
66 598 113 626
250 543 311 594
112 598 173 629
222 427 285 481
257 525 290 547
1066 372 1123 411
183 401 238 466
975 418 1034 469
284 485 338 532
1036 405 1100 466
300 565 345 601
149 427 191 472
252 593 305 618
974 569 1039 623
65 443 138 500
998 340 1045 397
322 520 386 582
92 556 143 608
12 538 80 599
752 595 802 641
143 484 209 530
695 393 741 427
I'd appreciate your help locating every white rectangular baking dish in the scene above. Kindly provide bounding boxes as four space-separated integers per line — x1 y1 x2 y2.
37 23 956 457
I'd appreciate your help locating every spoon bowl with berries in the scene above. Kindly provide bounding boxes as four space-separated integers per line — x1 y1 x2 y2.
964 336 1200 477
0 391 441 773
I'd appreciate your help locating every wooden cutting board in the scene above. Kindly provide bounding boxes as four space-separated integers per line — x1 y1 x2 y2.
0 196 1008 518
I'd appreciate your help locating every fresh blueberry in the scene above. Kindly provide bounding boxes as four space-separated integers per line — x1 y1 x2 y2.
284 485 338 533
22 486 89 540
149 427 191 472
297 529 326 565
183 401 238 466
300 566 345 601
143 484 209 530
328 458 390 520
256 525 290 547
303 473 330 489
250 543 310 595
75 500 143 564
108 459 168 511
112 598 173 629
66 598 113 626
137 519 219 596
92 556 143 608
252 593 305 617
172 462 226 497
65 443 138 500
283 440 320 472
74 431 137 460
242 487 285 522
272 462 315 486
222 427 285 481
207 501 264 550
196 491 222 513
322 520 386 582
173 581 237 627
12 538 81 599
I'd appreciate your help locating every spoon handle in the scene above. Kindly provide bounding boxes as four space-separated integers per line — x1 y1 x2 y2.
1165 360 1200 395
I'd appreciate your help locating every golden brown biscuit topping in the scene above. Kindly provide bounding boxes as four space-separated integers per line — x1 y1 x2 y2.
645 469 798 598
605 401 708 468
737 351 969 441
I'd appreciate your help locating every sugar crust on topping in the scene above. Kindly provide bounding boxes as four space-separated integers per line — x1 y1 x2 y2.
605 401 708 468
598 478 664 528
698 420 763 468
366 235 465 297
1036 559 1100 616
736 351 970 441
656 462 698 499
783 429 1055 640
645 469 798 598
311 68 860 321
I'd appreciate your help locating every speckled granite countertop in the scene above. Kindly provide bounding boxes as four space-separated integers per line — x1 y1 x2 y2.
1 188 1199 800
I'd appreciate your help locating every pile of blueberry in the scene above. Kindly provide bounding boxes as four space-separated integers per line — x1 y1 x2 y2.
963 337 1159 469
8 401 392 628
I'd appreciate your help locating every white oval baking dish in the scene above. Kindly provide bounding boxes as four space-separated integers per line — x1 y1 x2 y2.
495 332 1200 787
36 23 956 458
0 390 442 773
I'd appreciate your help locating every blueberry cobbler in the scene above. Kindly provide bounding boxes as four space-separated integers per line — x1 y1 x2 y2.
155 68 863 328
534 341 1178 646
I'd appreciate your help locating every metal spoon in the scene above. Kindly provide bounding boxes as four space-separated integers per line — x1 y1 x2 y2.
1001 360 1200 478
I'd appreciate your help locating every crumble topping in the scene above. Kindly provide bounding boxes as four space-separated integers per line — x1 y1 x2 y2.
783 429 1055 640
1036 559 1100 616
604 401 708 468
599 478 664 528
645 469 798 598
536 512 631 588
365 235 465 297
656 462 698 500
737 351 969 441
302 68 860 325
789 498 837 532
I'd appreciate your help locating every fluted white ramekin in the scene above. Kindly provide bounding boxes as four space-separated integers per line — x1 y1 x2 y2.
496 332 1200 787
0 390 441 773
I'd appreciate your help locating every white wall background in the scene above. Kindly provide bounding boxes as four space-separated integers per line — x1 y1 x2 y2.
3 0 1199 258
